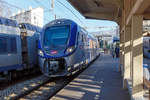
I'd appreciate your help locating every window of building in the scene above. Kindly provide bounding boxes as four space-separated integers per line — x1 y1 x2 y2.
34 16 36 20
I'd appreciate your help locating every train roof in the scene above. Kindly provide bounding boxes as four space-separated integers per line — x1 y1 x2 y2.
19 23 42 32
0 17 18 27
44 19 78 28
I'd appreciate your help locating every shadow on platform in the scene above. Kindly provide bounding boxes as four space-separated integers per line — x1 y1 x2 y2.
51 54 130 100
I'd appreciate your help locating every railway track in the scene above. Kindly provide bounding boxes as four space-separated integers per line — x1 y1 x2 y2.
0 72 41 91
0 71 81 100
0 75 49 100
0 56 98 100
18 77 71 100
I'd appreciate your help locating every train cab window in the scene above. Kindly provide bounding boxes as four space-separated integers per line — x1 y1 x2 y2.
0 37 7 53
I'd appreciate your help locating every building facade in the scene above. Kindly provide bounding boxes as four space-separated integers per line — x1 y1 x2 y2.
11 7 44 27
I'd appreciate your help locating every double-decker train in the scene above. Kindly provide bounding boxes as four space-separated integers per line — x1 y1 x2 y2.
38 19 99 77
0 17 41 80
143 37 150 58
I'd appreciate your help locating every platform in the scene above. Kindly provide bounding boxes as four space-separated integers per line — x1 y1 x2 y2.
51 54 130 100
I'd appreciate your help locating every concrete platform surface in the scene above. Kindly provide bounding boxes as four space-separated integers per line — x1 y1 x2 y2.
51 54 130 100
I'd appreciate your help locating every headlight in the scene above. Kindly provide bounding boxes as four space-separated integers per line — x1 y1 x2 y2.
38 50 44 56
66 46 75 54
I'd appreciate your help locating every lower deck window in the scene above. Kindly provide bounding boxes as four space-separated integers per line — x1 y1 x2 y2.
0 36 17 54
0 37 7 53
10 37 17 53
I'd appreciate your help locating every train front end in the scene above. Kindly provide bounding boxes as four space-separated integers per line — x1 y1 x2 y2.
38 19 78 77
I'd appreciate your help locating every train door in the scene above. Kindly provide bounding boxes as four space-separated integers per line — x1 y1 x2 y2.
77 32 85 63
82 34 88 63
20 25 28 68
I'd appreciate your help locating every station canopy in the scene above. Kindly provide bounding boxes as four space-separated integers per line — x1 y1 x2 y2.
68 0 122 21
68 0 150 26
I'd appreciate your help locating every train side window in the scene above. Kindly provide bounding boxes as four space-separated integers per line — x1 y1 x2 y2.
82 35 84 42
78 32 82 42
0 37 7 53
10 37 17 53
9 20 16 27
8 20 12 26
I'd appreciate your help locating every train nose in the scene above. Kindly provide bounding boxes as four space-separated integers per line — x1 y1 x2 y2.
42 58 66 76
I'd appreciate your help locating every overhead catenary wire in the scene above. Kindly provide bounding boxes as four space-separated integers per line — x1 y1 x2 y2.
39 0 85 25
1 0 86 27
55 0 87 28
44 4 72 20
32 0 50 11
38 0 87 27
0 0 22 10
0 0 50 22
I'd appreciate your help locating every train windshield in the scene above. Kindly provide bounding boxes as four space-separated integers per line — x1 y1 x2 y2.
44 25 70 46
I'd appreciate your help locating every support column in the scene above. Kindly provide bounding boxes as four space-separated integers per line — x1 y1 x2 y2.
119 32 122 72
131 15 143 98
120 31 125 76
123 26 131 89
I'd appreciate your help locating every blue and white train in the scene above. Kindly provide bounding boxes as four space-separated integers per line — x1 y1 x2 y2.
0 17 41 80
38 19 99 77
143 37 150 58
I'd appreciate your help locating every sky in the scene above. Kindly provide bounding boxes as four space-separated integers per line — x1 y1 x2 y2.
2 0 118 32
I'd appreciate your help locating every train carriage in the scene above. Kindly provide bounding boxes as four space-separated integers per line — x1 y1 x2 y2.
0 17 22 77
38 19 99 77
0 17 42 80
19 23 41 68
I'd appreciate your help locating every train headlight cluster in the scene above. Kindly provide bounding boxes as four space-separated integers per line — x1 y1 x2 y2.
66 46 75 54
38 50 44 56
